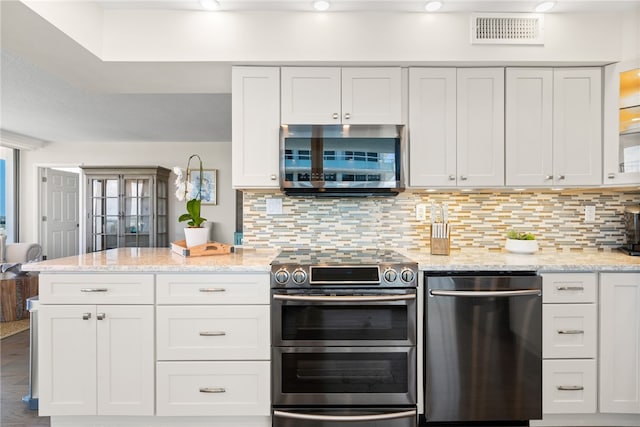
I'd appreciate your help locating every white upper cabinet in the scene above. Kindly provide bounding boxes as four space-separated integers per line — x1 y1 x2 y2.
552 68 602 186
408 68 457 187
281 67 402 124
506 68 554 186
232 66 281 189
603 60 640 185
506 67 602 187
409 67 504 187
456 68 505 187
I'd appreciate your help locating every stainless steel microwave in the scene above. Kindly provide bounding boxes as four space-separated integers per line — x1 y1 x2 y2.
280 124 405 197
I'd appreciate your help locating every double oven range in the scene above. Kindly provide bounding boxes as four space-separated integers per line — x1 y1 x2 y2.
270 249 419 427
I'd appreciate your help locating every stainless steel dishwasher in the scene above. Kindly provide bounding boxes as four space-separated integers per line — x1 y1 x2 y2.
423 272 542 427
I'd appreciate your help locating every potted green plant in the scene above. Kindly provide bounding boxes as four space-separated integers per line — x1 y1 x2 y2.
174 154 208 247
505 230 538 254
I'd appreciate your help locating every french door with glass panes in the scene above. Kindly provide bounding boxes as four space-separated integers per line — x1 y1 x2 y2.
82 166 170 252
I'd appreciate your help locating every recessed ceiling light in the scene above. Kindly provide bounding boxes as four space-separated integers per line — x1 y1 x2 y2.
312 0 330 11
424 1 443 12
199 0 220 11
535 1 556 13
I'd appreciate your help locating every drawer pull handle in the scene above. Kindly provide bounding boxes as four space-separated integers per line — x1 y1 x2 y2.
557 329 584 335
556 286 584 291
199 387 226 393
81 288 108 292
199 288 226 293
82 313 91 320
557 385 584 391
199 331 226 336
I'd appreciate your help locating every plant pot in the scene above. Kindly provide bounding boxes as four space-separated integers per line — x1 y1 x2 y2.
505 238 539 254
184 227 209 248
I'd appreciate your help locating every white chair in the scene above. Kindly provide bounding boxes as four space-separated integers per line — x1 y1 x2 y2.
6 243 43 264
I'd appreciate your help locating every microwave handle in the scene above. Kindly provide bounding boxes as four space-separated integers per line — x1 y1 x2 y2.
272 294 416 303
273 409 417 422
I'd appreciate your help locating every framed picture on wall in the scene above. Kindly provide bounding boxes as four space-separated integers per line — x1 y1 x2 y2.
189 169 217 205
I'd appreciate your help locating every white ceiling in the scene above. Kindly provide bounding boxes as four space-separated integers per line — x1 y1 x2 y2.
1 0 639 144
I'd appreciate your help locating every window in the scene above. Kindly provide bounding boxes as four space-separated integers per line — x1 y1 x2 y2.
298 150 310 161
285 149 294 160
0 147 17 242
323 150 336 161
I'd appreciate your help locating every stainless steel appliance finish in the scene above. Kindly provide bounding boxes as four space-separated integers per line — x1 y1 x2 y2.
280 124 405 197
621 206 640 255
271 249 418 427
424 272 542 426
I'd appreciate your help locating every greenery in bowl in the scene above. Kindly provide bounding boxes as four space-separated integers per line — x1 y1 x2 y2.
506 230 536 240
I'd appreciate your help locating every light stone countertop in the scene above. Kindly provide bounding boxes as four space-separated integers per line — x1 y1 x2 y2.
21 247 640 273
402 249 640 272
21 247 279 273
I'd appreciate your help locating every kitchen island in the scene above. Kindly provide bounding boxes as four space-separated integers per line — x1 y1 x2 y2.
22 247 640 427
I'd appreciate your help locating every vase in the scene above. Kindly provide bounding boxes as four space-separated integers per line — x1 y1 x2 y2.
505 238 539 254
184 227 209 248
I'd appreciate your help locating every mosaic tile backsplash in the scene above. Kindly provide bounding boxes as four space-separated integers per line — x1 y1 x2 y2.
242 190 640 251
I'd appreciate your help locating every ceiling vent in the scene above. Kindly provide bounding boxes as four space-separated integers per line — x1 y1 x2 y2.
471 13 544 45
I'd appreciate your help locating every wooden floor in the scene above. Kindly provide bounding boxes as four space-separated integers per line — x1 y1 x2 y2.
1 330 50 427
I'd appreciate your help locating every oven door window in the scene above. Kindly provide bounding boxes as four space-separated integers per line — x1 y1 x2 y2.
273 347 416 406
273 291 416 346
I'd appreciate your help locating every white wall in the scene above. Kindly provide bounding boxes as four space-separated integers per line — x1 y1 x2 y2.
20 140 235 248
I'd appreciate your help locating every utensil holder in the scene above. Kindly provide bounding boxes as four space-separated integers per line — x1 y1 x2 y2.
430 224 451 256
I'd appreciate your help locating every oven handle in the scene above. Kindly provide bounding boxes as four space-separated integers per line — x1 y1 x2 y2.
273 409 417 422
272 294 416 302
430 289 541 297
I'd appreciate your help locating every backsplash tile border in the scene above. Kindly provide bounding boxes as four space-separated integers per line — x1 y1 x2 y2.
242 190 639 251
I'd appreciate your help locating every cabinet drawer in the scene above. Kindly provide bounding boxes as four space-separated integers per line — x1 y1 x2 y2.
543 304 597 359
156 273 269 305
542 273 597 303
543 359 596 414
156 361 270 416
39 274 154 304
156 305 270 360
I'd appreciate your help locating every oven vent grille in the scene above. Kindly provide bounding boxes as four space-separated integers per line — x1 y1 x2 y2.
471 13 544 45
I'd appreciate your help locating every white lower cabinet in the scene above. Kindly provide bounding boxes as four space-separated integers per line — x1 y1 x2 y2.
156 361 270 416
543 359 597 414
600 273 640 414
39 304 155 416
541 273 597 415
155 273 271 417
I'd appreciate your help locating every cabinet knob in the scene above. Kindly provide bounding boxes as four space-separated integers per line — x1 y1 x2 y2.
545 175 553 180
557 175 565 180
82 313 91 320
270 174 277 181
332 113 339 120
459 175 468 181
344 113 351 120
607 173 615 179
448 175 456 181
97 313 106 320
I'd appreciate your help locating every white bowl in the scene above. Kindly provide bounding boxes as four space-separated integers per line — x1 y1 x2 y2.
505 238 538 254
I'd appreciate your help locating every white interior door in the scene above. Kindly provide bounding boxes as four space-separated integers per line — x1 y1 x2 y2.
40 168 80 259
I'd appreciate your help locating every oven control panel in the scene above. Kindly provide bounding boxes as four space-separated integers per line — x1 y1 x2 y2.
271 264 417 288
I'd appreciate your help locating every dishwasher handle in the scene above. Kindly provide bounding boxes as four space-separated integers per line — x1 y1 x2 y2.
430 289 541 297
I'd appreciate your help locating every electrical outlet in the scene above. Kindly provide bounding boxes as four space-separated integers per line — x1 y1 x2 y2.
416 204 427 221
584 205 596 223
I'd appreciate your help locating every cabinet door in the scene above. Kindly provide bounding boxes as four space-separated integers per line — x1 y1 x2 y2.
600 273 640 413
39 305 97 416
122 175 154 248
505 68 554 186
97 305 154 415
87 176 120 252
342 67 402 124
457 68 505 186
553 68 602 186
232 66 281 188
603 61 640 185
408 68 457 187
281 67 341 124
